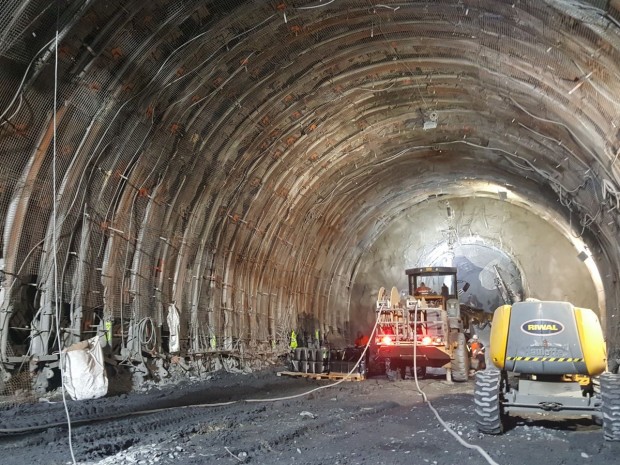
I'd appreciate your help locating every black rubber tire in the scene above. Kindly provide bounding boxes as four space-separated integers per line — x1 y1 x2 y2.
601 372 620 441
451 332 470 382
474 370 504 434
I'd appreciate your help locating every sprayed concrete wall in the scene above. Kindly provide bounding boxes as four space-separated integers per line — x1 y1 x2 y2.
348 197 599 339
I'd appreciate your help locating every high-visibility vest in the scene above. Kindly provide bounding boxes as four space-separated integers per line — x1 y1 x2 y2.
104 320 113 343
290 330 298 349
469 340 482 356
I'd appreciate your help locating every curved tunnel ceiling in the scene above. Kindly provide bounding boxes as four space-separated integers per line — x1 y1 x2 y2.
1 0 620 361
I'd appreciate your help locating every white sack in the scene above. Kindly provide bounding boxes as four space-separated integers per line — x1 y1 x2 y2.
62 336 108 401
167 303 181 353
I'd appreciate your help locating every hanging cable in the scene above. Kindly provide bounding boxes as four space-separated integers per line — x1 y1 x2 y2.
1 305 500 465
51 12 77 464
138 317 157 354
0 309 383 436
0 37 55 123
411 302 500 465
296 0 337 9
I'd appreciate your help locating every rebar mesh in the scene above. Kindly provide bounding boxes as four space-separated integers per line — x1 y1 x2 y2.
0 0 619 388
0 369 35 407
0 0 52 63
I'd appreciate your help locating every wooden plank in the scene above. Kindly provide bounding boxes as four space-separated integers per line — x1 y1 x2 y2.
277 371 364 381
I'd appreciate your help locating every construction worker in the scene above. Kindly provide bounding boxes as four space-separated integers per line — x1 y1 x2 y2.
290 330 298 350
354 331 370 347
468 334 486 370
441 283 449 298
415 282 432 295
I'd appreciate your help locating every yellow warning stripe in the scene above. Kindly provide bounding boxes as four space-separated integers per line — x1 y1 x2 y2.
507 356 584 362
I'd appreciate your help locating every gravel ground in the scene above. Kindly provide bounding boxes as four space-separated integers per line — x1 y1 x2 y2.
0 367 618 465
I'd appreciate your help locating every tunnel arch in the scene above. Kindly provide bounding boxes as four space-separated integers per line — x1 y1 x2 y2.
0 0 619 374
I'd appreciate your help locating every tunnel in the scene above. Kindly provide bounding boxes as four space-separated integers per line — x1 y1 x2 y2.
0 0 620 398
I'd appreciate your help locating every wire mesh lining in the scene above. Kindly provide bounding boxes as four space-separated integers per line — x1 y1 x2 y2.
0 0 619 369
0 0 51 64
0 369 36 407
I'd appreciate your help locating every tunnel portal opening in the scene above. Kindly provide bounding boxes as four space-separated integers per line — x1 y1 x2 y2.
422 240 525 313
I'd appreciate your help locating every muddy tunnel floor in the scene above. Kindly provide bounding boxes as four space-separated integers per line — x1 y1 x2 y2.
1 367 618 465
